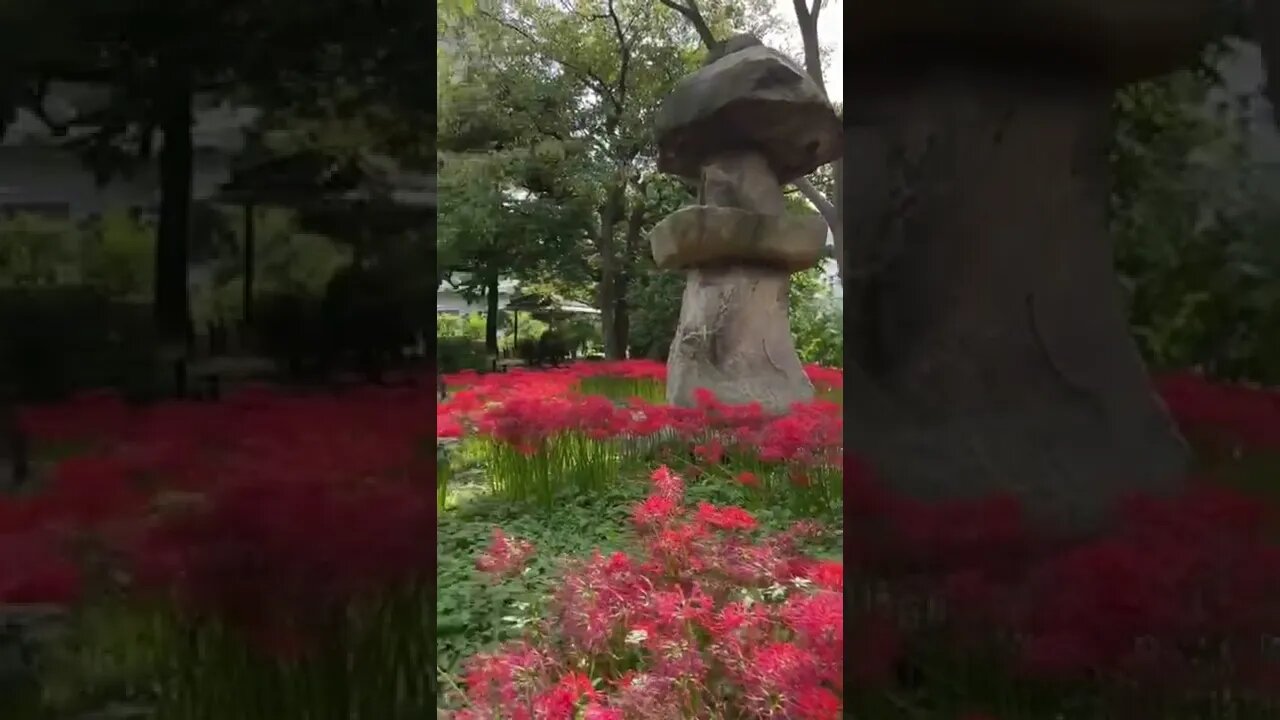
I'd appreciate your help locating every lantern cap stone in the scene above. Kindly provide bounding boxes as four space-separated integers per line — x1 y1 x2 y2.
655 42 842 183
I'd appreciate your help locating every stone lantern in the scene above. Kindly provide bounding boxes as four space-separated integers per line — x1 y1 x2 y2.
649 37 842 412
844 1 1222 532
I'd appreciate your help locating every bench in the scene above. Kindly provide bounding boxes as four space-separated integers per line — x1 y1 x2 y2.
185 355 276 400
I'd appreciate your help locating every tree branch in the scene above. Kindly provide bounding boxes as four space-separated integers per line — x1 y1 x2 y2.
794 176 836 224
655 0 717 51
605 0 631 107
790 0 825 95
479 10 620 112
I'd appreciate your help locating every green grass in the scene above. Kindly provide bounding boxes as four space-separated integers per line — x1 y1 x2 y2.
574 376 665 404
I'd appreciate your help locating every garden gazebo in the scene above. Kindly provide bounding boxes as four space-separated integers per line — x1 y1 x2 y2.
215 150 436 326
503 291 601 351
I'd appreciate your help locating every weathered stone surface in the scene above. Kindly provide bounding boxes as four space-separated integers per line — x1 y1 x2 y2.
703 33 764 66
666 266 813 412
849 0 1219 83
656 45 842 182
697 151 785 213
843 65 1188 536
649 206 827 272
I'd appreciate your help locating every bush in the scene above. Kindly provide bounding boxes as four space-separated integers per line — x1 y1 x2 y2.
322 264 421 378
438 337 489 373
625 261 683 360
513 329 569 367
252 291 329 378
0 287 161 401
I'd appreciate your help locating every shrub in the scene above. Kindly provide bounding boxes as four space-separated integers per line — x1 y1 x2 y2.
252 291 329 378
439 337 490 373
0 287 160 401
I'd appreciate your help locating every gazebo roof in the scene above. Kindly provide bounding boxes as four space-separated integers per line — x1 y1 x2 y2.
507 291 600 316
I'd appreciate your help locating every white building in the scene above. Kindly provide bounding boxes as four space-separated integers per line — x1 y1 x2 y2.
436 275 519 315
0 83 257 220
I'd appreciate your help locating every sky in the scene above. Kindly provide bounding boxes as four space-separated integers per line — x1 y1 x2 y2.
765 0 843 292
767 0 843 105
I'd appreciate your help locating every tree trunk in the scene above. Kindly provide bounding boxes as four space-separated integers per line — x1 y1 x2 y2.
1257 0 1280 123
154 60 195 347
242 202 256 328
484 270 500 356
614 198 647 357
597 182 626 359
844 64 1188 534
0 398 27 490
832 161 844 286
613 284 630 357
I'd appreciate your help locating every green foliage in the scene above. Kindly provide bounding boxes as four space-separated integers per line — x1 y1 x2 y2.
437 337 490 373
436 21 598 298
624 261 684 360
437 313 489 342
82 211 154 301
790 266 843 368
0 210 153 301
436 485 643 681
190 208 351 333
439 0 779 352
0 214 82 287
1111 66 1280 384
436 315 491 373
436 312 558 370
435 453 840 694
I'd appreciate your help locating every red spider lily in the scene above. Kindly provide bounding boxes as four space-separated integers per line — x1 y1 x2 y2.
453 466 844 719
19 361 1280 715
475 528 535 579
0 529 81 604
128 473 433 652
694 502 758 532
1154 371 1280 452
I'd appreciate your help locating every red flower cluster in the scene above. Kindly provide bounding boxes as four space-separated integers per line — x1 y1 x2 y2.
474 528 535 579
1156 371 1280 453
441 366 843 507
841 457 1280 705
457 466 843 719
12 361 1280 714
4 383 438 654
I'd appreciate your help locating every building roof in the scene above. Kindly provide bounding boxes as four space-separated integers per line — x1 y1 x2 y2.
1 82 259 153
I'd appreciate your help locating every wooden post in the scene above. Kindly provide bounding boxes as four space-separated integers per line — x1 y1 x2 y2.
243 202 256 327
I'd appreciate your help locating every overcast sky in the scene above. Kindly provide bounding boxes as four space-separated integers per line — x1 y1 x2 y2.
764 0 842 290
768 0 843 105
